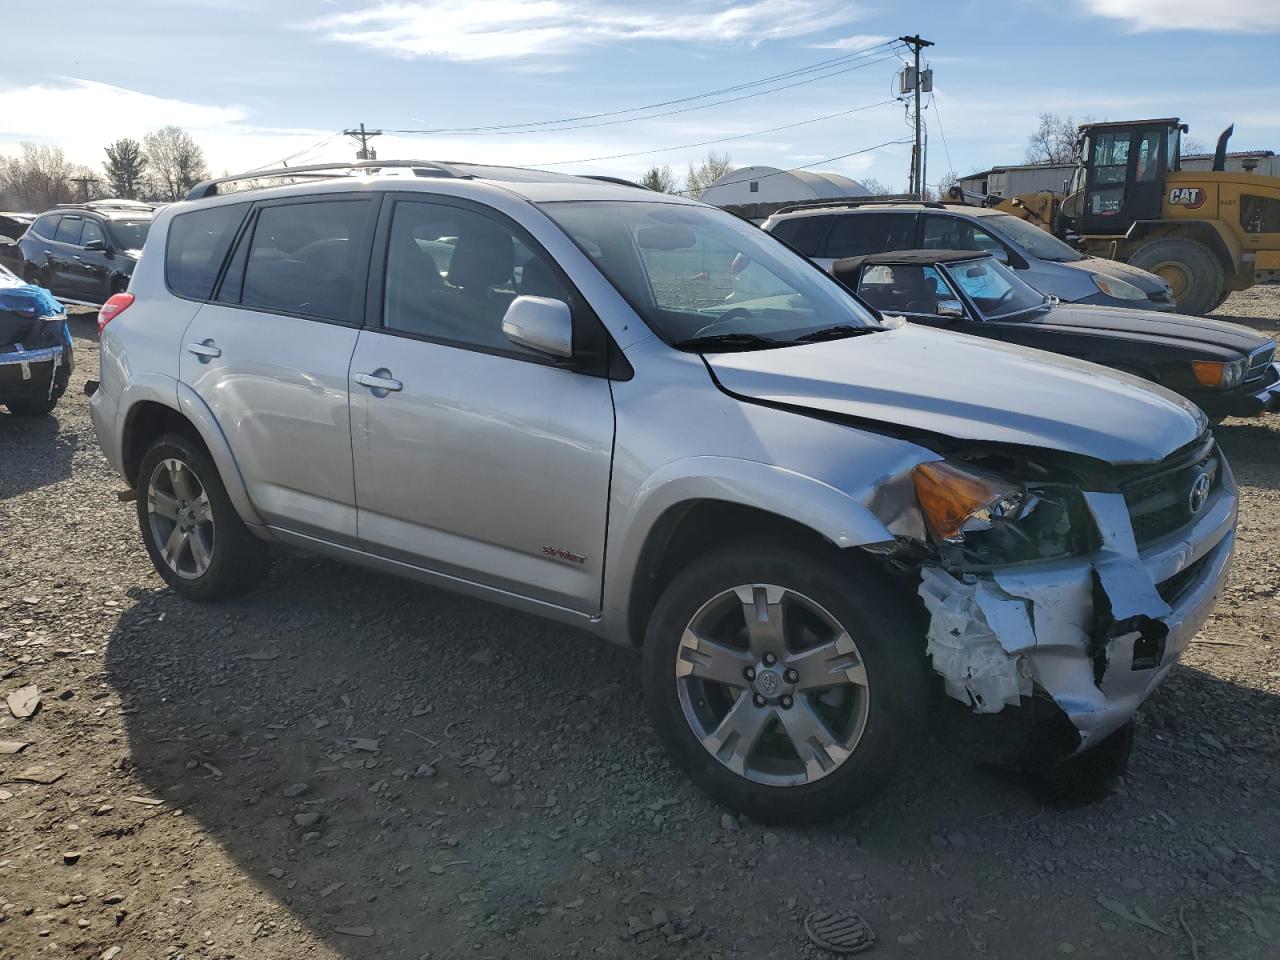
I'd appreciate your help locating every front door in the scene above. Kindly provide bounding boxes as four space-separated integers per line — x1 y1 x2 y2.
350 195 615 613
179 194 377 543
1081 126 1167 234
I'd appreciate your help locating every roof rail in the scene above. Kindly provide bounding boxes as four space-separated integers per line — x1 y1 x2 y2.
772 197 948 216
184 159 471 201
54 199 157 212
580 175 650 190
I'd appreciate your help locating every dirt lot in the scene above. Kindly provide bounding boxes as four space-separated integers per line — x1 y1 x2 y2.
2 293 1279 960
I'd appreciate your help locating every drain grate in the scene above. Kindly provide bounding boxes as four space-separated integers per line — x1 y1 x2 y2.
804 909 876 954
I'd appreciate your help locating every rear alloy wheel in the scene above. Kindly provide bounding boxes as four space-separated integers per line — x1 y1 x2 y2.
1128 238 1225 317
136 433 269 601
642 543 926 824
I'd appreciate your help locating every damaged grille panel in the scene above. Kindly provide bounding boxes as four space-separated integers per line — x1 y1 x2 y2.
1121 438 1221 547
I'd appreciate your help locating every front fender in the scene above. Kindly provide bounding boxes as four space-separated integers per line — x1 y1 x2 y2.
600 454 919 644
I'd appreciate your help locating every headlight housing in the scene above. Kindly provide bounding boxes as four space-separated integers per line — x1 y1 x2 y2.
1192 359 1246 390
1091 273 1148 301
911 460 1094 566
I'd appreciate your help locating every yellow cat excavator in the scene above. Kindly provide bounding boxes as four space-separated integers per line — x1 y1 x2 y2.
950 119 1280 315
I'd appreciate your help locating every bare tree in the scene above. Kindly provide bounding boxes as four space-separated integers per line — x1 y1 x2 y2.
639 164 679 194
684 151 734 197
0 142 77 210
858 177 895 196
104 138 148 199
143 126 209 201
1024 113 1080 165
1182 135 1206 156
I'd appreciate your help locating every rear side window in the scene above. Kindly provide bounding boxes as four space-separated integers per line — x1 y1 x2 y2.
824 213 916 259
238 199 373 323
166 204 247 300
769 215 832 256
54 217 84 245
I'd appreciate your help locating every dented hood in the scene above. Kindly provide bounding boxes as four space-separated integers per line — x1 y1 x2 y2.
707 325 1205 464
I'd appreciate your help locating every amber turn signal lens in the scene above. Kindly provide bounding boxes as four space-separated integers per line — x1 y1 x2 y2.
911 461 1019 544
1192 361 1227 388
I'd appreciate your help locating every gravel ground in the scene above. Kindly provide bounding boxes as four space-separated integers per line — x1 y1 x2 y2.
2 292 1279 960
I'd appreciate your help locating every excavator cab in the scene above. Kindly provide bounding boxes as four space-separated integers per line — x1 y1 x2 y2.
1059 119 1186 237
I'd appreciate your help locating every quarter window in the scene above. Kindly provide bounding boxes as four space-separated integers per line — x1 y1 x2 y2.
30 216 58 240
54 217 84 245
1241 194 1280 234
823 213 916 259
166 203 248 301
382 199 570 356
239 199 372 323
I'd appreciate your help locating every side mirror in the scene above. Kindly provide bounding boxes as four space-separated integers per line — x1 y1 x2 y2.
502 296 574 359
937 299 966 318
84 239 106 252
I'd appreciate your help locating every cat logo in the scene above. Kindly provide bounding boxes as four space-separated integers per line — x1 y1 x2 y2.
1168 187 1206 209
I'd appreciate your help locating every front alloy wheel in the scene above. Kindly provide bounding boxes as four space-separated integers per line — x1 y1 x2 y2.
146 457 215 579
676 584 870 786
643 543 926 824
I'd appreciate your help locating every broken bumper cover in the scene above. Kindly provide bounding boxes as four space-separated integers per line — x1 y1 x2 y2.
0 331 72 398
920 467 1236 752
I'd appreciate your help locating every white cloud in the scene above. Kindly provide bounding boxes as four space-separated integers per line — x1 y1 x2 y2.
315 0 868 62
0 78 331 173
1080 0 1280 32
809 34 889 51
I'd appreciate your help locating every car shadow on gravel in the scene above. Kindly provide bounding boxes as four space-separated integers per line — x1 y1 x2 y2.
99 552 1280 959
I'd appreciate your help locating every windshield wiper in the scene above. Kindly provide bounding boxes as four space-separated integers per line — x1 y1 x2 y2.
674 332 783 352
793 324 885 344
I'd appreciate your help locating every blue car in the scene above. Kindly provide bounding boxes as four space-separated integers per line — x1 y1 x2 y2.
0 263 73 416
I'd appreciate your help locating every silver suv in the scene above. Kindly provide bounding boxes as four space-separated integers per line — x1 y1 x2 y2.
89 161 1236 823
762 200 1177 311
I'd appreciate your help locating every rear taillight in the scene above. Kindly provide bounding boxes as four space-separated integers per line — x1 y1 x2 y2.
98 293 134 335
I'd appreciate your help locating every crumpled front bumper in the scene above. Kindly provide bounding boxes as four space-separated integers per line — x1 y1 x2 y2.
920 462 1237 751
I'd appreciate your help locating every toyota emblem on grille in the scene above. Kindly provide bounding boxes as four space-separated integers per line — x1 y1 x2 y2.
1187 471 1211 515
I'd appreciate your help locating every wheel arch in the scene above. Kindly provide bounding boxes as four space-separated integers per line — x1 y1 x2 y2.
1124 221 1239 278
607 458 910 648
120 385 264 527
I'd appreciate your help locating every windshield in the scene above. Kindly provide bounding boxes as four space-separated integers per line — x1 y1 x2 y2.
107 219 151 250
986 213 1083 262
540 200 880 350
944 256 1047 318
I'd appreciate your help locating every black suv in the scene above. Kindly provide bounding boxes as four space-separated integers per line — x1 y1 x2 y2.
18 201 155 306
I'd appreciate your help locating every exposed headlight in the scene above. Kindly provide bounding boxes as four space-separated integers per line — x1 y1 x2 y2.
911 460 1093 566
1192 359 1246 390
1091 273 1148 300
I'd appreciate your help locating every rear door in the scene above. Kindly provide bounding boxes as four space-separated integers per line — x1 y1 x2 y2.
49 216 86 296
817 212 918 271
178 194 377 544
349 194 615 613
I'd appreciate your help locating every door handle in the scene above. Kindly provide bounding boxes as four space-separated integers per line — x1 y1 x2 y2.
353 370 403 394
186 339 222 362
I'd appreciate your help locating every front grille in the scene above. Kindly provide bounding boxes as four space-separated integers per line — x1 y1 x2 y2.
1121 437 1220 547
1245 343 1276 384
1157 553 1210 605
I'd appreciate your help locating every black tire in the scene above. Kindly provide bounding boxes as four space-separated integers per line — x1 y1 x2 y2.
641 542 928 824
136 433 270 601
5 392 60 416
1128 238 1225 317
1206 289 1230 314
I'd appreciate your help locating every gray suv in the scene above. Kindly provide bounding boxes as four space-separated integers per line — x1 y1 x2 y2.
762 200 1177 311
90 161 1235 823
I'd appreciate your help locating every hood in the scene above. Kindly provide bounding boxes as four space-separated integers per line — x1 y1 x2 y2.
706 325 1205 465
1022 303 1271 354
1063 256 1168 293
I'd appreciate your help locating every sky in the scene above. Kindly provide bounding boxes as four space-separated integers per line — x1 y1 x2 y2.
2 0 1279 193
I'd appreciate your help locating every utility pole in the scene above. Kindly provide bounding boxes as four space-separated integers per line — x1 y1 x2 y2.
343 123 382 161
70 176 99 202
898 34 934 200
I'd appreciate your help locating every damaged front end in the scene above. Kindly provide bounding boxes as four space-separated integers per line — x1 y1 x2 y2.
905 434 1236 758
0 274 72 407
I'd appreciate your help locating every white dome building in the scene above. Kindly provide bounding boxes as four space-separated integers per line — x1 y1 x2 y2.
697 166 870 208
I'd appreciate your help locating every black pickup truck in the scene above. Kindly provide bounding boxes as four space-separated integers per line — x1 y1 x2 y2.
832 249 1278 421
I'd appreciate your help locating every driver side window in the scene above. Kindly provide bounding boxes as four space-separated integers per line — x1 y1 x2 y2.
856 264 953 316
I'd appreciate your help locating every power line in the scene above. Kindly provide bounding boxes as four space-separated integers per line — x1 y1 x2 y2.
386 45 903 137
244 133 343 173
929 91 956 178
532 99 897 167
675 137 914 196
